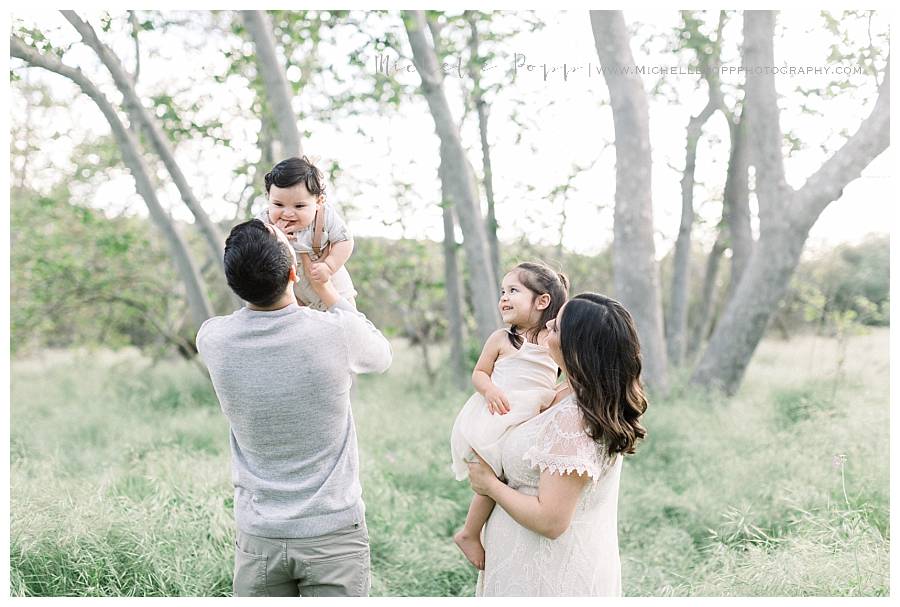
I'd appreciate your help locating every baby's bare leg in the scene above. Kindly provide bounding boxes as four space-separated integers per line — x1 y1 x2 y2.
454 493 495 570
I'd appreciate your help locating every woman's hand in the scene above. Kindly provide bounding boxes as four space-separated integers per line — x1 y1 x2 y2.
467 453 500 497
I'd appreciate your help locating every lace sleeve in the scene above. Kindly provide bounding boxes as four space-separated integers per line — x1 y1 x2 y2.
522 399 612 482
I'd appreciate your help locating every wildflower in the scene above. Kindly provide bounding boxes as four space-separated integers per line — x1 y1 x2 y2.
832 453 847 470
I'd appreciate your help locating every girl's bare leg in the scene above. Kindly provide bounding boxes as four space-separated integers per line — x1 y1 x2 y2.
454 493 495 570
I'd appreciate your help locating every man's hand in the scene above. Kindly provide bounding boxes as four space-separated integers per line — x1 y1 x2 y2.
309 262 333 284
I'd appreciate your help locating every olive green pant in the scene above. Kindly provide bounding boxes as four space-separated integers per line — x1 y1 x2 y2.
233 521 371 597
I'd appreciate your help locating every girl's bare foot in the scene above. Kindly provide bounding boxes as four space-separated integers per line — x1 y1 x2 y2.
453 529 485 570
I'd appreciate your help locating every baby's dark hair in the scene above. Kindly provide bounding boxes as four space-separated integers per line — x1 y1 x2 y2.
507 261 570 348
264 156 326 198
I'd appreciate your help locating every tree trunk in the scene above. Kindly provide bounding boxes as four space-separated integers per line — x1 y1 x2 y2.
11 36 214 332
723 114 753 300
692 222 807 392
430 12 477 388
404 10 500 344
691 10 890 394
668 11 727 367
466 11 502 283
590 10 668 393
688 228 727 357
237 117 277 221
667 99 716 366
422 12 475 386
439 190 468 391
241 10 304 159
61 11 231 301
690 116 750 349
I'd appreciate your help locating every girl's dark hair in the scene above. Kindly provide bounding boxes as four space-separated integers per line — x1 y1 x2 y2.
559 293 648 457
224 219 294 307
507 261 569 348
264 156 325 198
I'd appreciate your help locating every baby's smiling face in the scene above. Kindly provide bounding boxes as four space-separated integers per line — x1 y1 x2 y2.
267 182 321 233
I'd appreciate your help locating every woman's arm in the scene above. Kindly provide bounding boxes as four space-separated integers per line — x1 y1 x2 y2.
468 455 588 539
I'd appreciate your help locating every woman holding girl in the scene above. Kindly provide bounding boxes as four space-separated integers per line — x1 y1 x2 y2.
467 292 649 596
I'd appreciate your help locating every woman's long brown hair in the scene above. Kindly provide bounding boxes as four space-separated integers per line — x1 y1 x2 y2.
558 293 648 457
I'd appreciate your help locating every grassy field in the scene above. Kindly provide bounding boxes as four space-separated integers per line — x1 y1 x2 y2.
9 328 890 596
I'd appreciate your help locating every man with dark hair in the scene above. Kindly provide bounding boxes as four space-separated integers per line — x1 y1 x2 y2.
223 219 296 307
197 219 392 597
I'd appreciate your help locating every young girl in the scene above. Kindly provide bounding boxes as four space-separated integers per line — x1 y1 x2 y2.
256 156 358 310
450 262 569 570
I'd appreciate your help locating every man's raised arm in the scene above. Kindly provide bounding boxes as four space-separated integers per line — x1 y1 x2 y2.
330 298 392 374
310 275 392 374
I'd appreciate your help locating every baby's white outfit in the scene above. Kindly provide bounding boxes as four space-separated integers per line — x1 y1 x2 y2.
450 336 558 480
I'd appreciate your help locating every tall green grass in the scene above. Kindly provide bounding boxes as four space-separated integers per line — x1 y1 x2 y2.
10 330 889 596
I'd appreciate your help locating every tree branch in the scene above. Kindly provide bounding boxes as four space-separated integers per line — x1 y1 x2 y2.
10 34 214 330
61 9 231 299
405 11 444 94
403 8 501 342
240 10 304 158
792 58 890 232
129 10 141 82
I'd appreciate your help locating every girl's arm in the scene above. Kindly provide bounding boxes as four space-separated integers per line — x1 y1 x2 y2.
469 456 588 539
472 330 511 414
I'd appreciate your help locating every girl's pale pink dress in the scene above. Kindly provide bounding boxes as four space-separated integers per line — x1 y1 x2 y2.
450 338 557 481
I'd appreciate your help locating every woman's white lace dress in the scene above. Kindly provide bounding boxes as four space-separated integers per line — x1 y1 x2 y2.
476 395 623 597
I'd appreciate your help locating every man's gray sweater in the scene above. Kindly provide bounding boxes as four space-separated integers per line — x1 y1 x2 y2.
196 299 392 538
